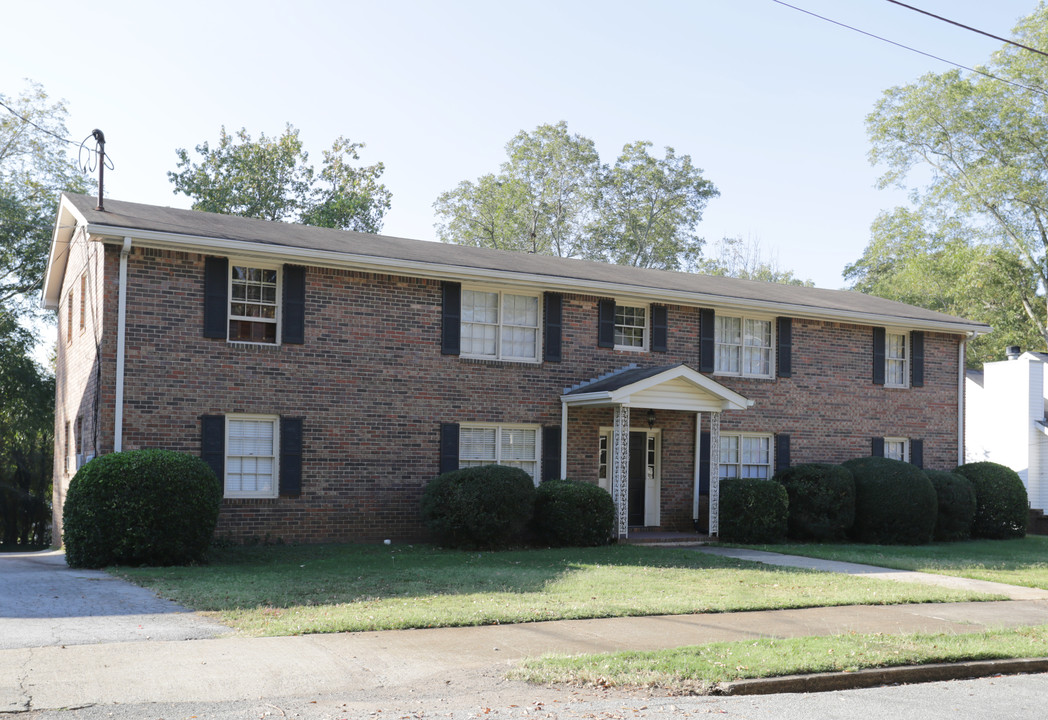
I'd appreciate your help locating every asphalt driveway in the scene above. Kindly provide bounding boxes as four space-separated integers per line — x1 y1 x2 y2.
0 550 228 649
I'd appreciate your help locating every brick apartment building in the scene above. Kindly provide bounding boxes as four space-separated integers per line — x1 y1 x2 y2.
42 193 989 543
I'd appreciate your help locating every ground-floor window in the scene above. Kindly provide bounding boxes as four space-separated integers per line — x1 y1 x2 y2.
719 433 773 479
226 415 279 498
459 423 540 484
884 437 909 462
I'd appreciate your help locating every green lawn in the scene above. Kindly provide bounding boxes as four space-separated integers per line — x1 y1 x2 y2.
739 536 1048 589
113 543 995 636
512 625 1048 693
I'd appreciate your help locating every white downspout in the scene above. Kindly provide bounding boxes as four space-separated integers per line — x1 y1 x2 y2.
958 336 967 466
114 237 131 452
560 400 568 480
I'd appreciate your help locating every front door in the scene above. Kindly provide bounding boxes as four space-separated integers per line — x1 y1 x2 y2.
628 432 647 526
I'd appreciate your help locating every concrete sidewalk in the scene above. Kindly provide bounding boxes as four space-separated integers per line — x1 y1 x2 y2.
3 549 1048 713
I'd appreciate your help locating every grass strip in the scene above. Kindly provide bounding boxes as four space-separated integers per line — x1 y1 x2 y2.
113 544 997 636
511 625 1048 694
739 536 1048 590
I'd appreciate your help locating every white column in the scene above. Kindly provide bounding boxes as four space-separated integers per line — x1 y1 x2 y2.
708 412 721 536
612 404 631 539
692 412 702 523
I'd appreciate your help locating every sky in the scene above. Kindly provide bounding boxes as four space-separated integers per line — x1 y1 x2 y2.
1 0 1041 292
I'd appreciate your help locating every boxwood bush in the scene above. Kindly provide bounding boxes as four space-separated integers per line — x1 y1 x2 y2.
925 469 976 542
531 479 614 547
420 464 536 549
954 461 1028 539
773 463 855 541
841 457 936 545
718 478 788 544
63 449 221 568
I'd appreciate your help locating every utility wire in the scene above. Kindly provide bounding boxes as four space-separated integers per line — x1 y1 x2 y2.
0 97 112 171
884 0 1048 60
0 97 78 147
770 0 1048 99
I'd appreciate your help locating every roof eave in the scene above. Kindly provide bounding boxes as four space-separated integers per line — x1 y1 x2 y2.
81 222 992 335
40 195 90 309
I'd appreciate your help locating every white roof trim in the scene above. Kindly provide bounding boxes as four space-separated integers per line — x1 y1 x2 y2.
562 365 753 412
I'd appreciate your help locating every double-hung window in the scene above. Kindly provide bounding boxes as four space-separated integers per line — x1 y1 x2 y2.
229 265 279 344
715 315 773 377
614 305 647 350
884 437 909 462
461 289 540 362
719 433 773 479
885 332 908 388
459 423 540 484
225 415 279 498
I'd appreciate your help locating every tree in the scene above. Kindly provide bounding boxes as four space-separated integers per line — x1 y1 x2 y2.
433 123 718 270
861 4 1048 358
700 236 814 286
0 81 89 318
169 125 391 233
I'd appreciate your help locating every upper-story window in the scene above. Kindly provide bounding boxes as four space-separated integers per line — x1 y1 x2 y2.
461 289 540 362
885 332 908 388
229 265 279 344
614 305 648 350
715 315 773 378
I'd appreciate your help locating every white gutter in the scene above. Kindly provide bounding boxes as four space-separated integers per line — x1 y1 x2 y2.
82 226 991 337
958 336 967 466
114 237 131 452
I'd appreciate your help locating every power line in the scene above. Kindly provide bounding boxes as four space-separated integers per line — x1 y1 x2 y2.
884 0 1048 60
770 0 1048 99
0 97 78 147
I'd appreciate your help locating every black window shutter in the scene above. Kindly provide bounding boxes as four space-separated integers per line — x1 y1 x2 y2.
597 299 615 348
872 327 886 385
910 439 924 469
911 331 925 387
775 433 791 472
542 426 561 482
699 308 715 373
871 437 885 457
439 423 460 474
201 415 225 487
544 293 562 362
441 282 461 355
699 430 711 494
282 265 306 345
776 317 792 378
203 257 228 339
651 305 668 353
279 417 303 497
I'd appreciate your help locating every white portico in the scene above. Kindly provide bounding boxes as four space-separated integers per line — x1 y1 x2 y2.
560 364 752 539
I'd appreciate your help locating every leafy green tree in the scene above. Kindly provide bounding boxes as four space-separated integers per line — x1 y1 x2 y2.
169 125 391 233
1 81 89 317
589 141 718 270
434 121 599 256
434 123 718 270
701 236 813 286
862 4 1048 358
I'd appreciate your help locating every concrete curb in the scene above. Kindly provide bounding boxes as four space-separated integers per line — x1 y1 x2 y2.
712 657 1048 695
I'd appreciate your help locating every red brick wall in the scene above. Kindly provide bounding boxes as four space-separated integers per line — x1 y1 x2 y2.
65 247 964 543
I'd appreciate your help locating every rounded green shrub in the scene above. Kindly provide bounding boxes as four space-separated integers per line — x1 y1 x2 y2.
531 479 614 547
718 478 788 544
954 462 1027 539
773 463 855 541
841 457 936 545
63 449 221 568
420 464 536 549
926 469 976 542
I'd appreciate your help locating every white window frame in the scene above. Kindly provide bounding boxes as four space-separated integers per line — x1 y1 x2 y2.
613 303 648 352
228 262 282 345
225 414 280 499
460 286 542 363
714 314 775 379
719 432 774 480
459 423 541 485
884 437 909 462
885 330 909 388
